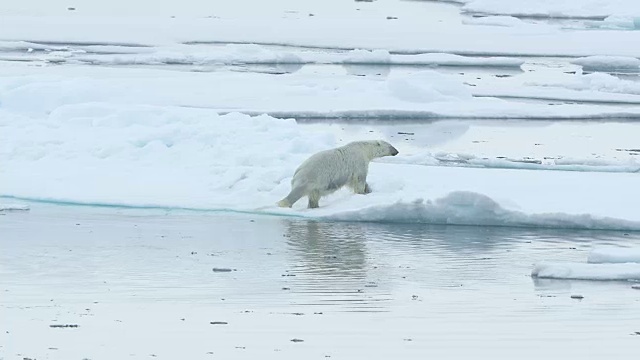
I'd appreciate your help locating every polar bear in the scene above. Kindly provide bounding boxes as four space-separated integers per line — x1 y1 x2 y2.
277 140 399 209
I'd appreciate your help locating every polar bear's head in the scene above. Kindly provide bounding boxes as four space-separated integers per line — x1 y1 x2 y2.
349 140 399 160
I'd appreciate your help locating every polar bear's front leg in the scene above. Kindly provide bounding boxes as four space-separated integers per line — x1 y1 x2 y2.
351 173 370 195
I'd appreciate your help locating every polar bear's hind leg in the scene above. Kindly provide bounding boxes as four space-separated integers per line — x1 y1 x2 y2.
277 185 306 208
308 190 321 209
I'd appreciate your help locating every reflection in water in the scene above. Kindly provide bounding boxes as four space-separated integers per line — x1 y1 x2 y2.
284 219 368 278
282 219 393 311
279 218 640 312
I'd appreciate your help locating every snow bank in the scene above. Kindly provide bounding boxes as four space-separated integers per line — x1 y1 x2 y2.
532 262 640 281
588 247 640 264
572 56 640 72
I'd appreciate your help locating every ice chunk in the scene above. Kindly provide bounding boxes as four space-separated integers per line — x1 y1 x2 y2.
532 262 640 281
0 203 30 211
462 16 525 27
588 247 640 264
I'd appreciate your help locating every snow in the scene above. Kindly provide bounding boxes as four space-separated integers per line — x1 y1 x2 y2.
572 56 640 72
3 64 640 120
532 262 640 281
462 15 527 27
588 247 640 264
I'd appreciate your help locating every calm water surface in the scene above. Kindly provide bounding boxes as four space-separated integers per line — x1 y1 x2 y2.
2 204 640 359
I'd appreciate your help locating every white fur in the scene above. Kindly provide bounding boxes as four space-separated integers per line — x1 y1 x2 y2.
277 140 399 209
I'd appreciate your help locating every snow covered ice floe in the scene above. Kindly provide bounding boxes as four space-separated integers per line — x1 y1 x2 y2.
3 64 640 120
588 247 640 264
2 104 640 230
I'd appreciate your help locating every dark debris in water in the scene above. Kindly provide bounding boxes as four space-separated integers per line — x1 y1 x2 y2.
210 321 228 325
290 338 304 343
212 268 235 272
50 324 79 328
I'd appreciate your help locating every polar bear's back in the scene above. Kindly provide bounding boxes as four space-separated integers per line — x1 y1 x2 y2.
292 147 365 189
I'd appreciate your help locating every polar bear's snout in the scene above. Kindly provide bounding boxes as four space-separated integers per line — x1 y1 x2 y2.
389 145 399 156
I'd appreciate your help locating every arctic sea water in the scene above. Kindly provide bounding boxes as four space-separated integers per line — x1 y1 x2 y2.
2 204 640 359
